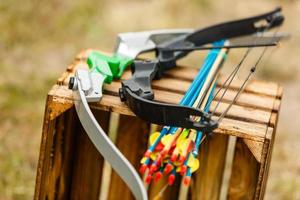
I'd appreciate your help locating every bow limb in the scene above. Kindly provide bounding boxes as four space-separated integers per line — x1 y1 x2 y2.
74 82 148 200
157 7 284 68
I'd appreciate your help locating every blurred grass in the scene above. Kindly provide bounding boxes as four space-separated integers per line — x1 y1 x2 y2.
0 0 299 199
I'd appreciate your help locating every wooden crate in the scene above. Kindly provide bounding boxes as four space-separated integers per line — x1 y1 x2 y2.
34 50 282 200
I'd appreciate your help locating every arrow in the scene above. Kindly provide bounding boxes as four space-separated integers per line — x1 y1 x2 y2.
140 40 227 186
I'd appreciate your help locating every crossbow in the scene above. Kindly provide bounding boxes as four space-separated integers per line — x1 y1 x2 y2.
119 7 284 133
69 7 286 200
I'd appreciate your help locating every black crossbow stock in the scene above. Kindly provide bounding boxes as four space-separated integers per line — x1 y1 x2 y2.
70 7 286 200
119 7 284 134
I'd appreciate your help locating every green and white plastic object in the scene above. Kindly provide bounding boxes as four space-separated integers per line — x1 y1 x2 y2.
69 51 133 102
69 29 193 102
87 51 133 80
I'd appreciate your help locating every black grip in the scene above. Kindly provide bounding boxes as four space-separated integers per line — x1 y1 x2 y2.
120 89 218 132
121 60 158 100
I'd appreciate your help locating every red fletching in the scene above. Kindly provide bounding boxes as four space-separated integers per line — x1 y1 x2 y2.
154 172 163 182
145 174 152 184
168 174 175 185
180 165 187 176
149 164 158 173
170 154 178 162
139 164 148 174
164 163 173 174
155 142 164 151
183 176 191 186
178 155 186 163
144 150 152 157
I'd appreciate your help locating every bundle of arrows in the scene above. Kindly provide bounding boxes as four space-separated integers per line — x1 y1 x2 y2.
68 7 288 200
139 40 227 186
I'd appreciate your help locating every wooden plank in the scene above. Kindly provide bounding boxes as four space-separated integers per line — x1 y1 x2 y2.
213 117 267 142
51 81 280 118
254 131 271 200
257 86 283 199
108 114 150 200
56 84 275 128
44 113 64 200
243 139 264 163
34 96 55 200
214 88 280 112
257 129 275 199
227 138 260 200
103 81 280 112
48 85 271 142
191 134 229 200
55 108 80 199
34 105 81 199
69 109 110 200
210 101 272 125
269 112 277 128
164 67 280 97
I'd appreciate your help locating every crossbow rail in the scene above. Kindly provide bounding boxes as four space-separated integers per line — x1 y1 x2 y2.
34 49 282 200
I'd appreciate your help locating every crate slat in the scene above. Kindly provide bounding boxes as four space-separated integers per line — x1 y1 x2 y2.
35 100 74 200
104 81 279 111
108 115 150 200
227 138 260 200
191 134 229 200
70 109 110 199
47 85 271 143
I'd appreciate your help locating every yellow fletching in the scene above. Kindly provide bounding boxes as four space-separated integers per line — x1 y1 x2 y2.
150 152 159 161
187 155 195 166
161 134 173 145
149 132 160 146
140 157 147 164
187 156 200 173
178 139 190 154
191 159 199 173
177 135 186 145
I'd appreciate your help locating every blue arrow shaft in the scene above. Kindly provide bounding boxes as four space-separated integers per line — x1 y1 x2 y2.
181 52 218 106
194 82 217 153
148 40 225 152
181 40 225 106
